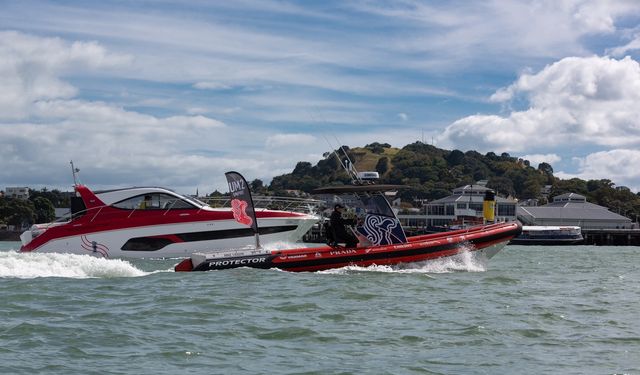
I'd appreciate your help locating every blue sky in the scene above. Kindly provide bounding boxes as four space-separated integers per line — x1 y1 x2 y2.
2 0 640 194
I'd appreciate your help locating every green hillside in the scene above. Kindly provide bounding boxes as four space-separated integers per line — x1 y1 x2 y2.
268 142 640 221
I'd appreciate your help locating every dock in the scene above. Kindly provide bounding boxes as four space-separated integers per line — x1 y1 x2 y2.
582 228 640 246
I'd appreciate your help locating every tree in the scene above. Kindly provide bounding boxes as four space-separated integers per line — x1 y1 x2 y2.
365 142 391 154
33 197 55 223
250 179 265 194
375 157 389 175
292 161 313 176
538 162 554 175
521 178 542 199
487 176 515 197
4 199 35 228
446 149 465 166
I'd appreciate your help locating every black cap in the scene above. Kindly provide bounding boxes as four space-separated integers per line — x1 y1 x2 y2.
334 204 344 209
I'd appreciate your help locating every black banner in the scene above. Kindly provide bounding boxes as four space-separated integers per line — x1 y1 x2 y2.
225 171 259 234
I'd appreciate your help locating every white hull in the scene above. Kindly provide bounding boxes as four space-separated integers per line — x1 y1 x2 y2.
29 216 318 258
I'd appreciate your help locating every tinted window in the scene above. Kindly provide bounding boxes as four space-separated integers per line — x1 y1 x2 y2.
113 193 196 210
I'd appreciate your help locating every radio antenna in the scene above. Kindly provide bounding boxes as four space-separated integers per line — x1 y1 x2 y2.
70 160 80 187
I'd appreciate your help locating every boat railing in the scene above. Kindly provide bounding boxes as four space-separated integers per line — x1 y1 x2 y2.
48 195 323 226
199 196 324 215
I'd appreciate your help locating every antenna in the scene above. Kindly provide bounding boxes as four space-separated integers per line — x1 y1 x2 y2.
322 135 359 182
333 135 362 183
70 160 80 187
310 109 361 183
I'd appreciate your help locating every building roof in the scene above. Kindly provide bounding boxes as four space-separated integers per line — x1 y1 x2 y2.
552 192 586 203
430 184 516 205
517 205 631 222
431 195 515 204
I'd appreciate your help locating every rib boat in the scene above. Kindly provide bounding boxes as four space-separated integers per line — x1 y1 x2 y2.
175 177 521 272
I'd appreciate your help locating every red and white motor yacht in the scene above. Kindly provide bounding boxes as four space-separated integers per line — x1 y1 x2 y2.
19 184 319 258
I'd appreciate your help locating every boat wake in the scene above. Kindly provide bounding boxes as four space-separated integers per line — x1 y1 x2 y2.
320 246 487 275
0 251 148 279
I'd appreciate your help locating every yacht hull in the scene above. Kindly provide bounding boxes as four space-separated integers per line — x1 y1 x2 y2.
21 216 317 258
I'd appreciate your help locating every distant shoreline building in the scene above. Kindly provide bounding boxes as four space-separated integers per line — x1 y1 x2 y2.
517 193 634 229
5 187 29 200
399 184 518 231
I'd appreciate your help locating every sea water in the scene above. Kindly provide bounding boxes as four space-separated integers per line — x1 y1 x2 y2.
1 241 639 375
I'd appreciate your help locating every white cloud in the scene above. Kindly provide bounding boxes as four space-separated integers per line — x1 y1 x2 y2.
0 32 268 193
439 55 640 153
519 153 561 167
0 31 132 120
193 81 232 90
350 0 640 69
265 133 316 148
556 149 640 191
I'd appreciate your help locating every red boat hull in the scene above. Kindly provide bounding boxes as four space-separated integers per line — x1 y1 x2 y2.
174 222 521 272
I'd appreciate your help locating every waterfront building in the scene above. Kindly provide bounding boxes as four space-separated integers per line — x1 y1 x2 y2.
398 184 518 231
517 193 633 229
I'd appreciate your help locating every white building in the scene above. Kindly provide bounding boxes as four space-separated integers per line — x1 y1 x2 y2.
399 184 518 230
5 187 29 200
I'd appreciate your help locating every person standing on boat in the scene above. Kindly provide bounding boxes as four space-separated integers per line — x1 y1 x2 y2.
329 204 358 248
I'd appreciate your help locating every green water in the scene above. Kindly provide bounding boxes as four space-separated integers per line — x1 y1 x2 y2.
1 242 639 374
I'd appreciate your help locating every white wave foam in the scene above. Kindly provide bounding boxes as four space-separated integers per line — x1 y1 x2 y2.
319 247 487 275
0 251 148 279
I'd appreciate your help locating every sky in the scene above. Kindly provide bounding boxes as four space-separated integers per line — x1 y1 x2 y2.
2 0 640 194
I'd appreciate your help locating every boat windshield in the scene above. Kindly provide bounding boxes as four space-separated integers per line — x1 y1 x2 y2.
182 195 208 208
357 193 395 217
112 193 197 210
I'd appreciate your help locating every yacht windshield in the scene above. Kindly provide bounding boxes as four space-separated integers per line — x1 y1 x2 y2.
112 193 197 210
183 195 207 208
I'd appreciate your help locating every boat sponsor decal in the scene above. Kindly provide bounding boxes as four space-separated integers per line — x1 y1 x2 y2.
279 253 308 260
329 249 357 256
225 171 259 233
357 214 407 246
209 256 267 267
231 199 253 227
80 235 109 257
392 243 413 250
214 249 268 258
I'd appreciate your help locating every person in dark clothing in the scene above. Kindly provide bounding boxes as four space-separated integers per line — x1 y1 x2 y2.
329 204 358 248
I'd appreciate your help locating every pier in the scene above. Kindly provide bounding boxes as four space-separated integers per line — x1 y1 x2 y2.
582 228 640 246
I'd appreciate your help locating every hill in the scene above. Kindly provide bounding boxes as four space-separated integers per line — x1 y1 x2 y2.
268 142 640 221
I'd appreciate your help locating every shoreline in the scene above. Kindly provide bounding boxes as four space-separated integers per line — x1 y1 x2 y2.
0 231 21 241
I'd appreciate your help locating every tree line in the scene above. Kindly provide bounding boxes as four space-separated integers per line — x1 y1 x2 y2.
0 189 69 230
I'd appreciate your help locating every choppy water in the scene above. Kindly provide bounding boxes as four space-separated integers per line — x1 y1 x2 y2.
1 241 639 375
